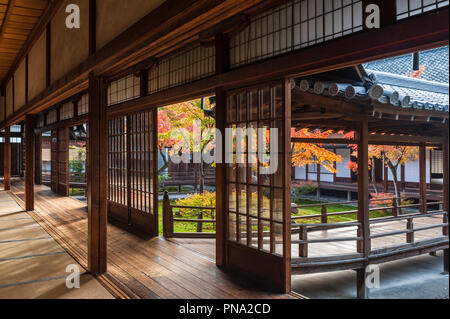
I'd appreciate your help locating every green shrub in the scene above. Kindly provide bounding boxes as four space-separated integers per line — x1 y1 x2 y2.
291 181 318 202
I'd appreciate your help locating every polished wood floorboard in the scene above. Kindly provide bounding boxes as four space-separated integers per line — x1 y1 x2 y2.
0 189 113 299
8 179 298 299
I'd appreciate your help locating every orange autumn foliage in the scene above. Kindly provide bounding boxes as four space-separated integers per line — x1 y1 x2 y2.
291 129 343 173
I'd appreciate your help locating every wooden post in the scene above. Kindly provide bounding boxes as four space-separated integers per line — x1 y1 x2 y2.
162 191 173 237
197 210 204 233
419 144 427 214
298 226 308 258
25 115 35 211
321 204 327 224
3 126 11 190
442 131 448 236
356 120 370 299
87 73 108 275
282 78 292 293
392 198 398 217
442 131 449 274
406 217 414 244
35 133 42 185
215 86 226 267
357 120 370 256
401 164 406 191
356 268 368 299
214 33 229 268
444 249 449 275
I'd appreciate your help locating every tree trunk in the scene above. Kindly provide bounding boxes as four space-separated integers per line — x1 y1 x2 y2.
371 158 378 194
387 161 402 214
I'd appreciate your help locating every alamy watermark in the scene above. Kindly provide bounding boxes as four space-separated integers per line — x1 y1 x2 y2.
169 121 279 175
66 264 80 289
65 4 381 30
365 264 381 289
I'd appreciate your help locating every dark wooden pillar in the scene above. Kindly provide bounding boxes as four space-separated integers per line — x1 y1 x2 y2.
35 133 42 185
215 86 226 267
401 164 406 191
215 33 229 268
87 72 108 274
442 131 449 273
25 115 35 211
282 78 293 293
419 144 427 213
357 120 370 299
356 268 367 300
4 126 11 190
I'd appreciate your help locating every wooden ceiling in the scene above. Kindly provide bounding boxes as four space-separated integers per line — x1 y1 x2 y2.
0 0 49 81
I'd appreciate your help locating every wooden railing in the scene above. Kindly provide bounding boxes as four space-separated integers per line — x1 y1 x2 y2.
69 172 86 188
162 191 216 238
291 197 448 262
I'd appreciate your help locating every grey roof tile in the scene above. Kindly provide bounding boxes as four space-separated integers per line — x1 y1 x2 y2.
363 46 449 84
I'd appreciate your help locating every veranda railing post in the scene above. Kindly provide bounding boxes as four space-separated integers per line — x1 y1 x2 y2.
406 217 414 244
419 143 427 214
321 205 327 224
392 198 398 217
299 225 308 258
162 191 171 237
197 209 203 233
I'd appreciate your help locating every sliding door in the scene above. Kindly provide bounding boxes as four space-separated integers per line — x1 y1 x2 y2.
108 110 158 236
224 80 291 292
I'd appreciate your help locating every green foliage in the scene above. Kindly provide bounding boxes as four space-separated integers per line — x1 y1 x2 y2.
69 159 84 173
158 173 169 183
69 146 86 173
171 191 216 233
175 191 216 210
291 182 318 202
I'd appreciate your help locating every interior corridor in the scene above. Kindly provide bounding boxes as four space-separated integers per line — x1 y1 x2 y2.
0 189 113 299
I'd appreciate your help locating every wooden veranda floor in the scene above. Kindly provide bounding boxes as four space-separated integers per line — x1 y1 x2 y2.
6 179 299 299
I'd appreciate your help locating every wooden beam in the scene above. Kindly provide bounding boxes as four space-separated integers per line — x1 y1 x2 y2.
373 102 449 119
34 114 88 134
292 90 366 115
1 0 64 85
292 137 357 145
25 55 29 104
368 134 444 146
2 5 448 129
46 23 51 88
89 0 96 56
25 114 35 211
87 73 108 274
3 126 11 190
419 144 427 214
